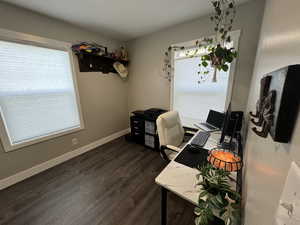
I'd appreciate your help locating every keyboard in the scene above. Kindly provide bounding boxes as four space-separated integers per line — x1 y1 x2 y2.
191 131 210 147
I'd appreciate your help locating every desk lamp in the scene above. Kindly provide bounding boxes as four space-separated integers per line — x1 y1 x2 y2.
207 148 242 172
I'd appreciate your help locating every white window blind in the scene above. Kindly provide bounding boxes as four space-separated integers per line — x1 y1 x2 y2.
172 31 240 128
173 56 230 127
0 39 83 151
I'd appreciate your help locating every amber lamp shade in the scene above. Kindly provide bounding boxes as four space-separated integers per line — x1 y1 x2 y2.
207 149 242 172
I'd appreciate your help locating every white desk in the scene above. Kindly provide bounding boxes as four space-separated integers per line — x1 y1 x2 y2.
155 130 240 225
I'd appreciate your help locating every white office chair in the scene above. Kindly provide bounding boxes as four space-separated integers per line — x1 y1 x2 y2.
156 111 196 161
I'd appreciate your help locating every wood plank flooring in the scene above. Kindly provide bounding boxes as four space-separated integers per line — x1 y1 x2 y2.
0 137 195 225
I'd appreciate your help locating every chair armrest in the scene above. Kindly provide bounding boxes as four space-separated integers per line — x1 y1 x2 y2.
159 145 181 161
161 145 180 153
165 145 181 152
183 126 198 136
183 126 198 132
184 130 196 136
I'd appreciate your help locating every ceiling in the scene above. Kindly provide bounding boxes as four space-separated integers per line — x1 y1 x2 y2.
2 0 250 41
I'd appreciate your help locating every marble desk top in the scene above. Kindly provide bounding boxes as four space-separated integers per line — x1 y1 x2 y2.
155 130 237 206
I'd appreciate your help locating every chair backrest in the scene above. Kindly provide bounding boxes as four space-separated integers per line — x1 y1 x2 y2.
156 111 185 147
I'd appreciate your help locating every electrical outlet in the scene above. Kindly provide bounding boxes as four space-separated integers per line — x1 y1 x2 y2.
72 138 78 146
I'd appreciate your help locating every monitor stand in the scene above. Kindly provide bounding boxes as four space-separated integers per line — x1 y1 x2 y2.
218 141 236 151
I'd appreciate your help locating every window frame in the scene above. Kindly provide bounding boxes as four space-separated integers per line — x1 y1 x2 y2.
170 30 241 114
0 28 85 152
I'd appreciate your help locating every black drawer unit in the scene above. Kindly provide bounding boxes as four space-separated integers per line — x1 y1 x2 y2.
130 114 145 145
129 109 167 150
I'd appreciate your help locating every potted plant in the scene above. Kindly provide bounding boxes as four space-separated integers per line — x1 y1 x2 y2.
197 0 238 82
162 0 238 83
194 164 241 225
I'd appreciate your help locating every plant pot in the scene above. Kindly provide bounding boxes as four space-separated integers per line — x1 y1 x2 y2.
210 56 221 82
212 68 217 82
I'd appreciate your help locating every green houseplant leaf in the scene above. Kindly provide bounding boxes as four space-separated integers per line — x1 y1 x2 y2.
194 164 241 225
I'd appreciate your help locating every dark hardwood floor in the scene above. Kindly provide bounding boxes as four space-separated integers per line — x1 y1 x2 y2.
0 137 195 225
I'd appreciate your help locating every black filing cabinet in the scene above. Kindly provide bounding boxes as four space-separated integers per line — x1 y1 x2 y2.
130 109 167 150
130 111 145 145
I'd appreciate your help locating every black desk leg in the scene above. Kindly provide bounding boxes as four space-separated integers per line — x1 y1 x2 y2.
161 187 167 225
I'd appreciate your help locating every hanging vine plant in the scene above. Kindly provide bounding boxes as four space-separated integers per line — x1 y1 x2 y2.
162 0 238 83
197 0 238 82
162 46 185 81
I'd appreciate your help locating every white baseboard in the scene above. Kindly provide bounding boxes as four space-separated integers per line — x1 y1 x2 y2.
0 128 130 190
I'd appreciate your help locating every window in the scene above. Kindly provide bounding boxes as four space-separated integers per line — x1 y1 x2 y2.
171 31 240 127
0 29 84 152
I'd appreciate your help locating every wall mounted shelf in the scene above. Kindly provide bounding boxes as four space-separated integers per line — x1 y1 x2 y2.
75 52 129 74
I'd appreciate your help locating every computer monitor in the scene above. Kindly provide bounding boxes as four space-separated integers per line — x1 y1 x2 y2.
219 103 232 144
219 103 241 150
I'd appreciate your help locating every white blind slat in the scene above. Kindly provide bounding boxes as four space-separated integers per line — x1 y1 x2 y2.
0 40 81 145
173 56 230 127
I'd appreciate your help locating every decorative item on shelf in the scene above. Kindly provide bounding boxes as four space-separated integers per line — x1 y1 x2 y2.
113 46 129 61
71 42 129 75
113 48 122 60
207 148 242 172
120 46 129 61
194 163 241 225
71 42 108 56
249 64 300 142
113 62 128 79
162 46 185 81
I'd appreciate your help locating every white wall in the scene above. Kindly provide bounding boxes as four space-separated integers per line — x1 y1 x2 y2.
243 0 300 224
127 0 265 114
0 2 129 180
